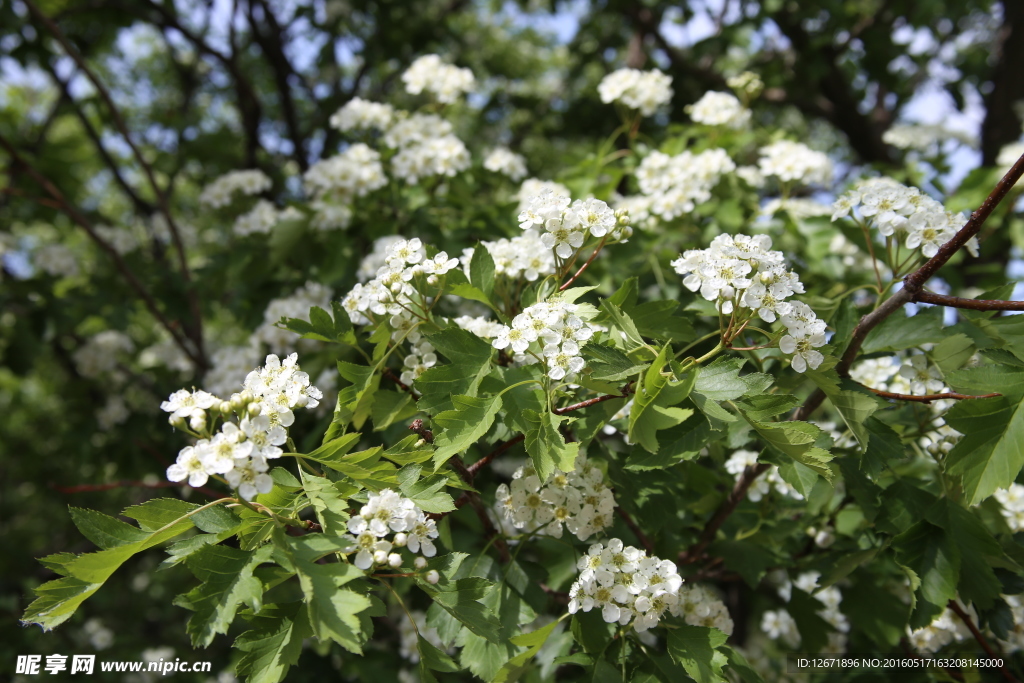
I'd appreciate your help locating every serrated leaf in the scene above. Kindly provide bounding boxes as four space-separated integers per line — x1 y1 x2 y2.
23 501 208 629
398 465 456 513
421 577 501 642
893 521 959 609
179 544 273 647
947 363 1024 400
431 394 502 468
862 417 906 478
599 300 645 352
667 625 729 683
492 619 560 683
299 469 354 535
370 390 417 431
861 307 945 353
583 344 648 382
926 499 1003 609
69 508 149 549
743 418 833 480
733 394 801 421
932 333 976 374
629 345 694 453
524 409 579 480
694 358 748 401
419 635 461 673
272 529 368 653
234 605 312 683
416 328 495 414
944 395 1024 504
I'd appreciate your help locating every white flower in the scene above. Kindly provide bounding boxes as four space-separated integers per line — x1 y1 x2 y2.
225 458 273 501
758 140 832 186
161 388 219 420
329 97 395 132
686 91 751 129
761 609 800 647
200 170 272 208
779 328 827 373
598 68 673 115
483 147 528 180
402 54 475 103
166 446 208 487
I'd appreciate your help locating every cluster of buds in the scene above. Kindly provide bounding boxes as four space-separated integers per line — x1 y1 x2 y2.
342 489 440 573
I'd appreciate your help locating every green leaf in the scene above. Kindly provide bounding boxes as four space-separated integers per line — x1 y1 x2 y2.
708 540 776 587
335 361 379 430
827 382 883 448
69 508 150 549
421 577 501 642
234 605 312 683
944 395 1024 504
398 465 456 513
583 344 648 382
431 394 502 468
23 500 208 630
733 394 801 421
629 345 694 453
926 499 1003 609
744 419 833 481
788 589 833 653
419 635 461 673
416 328 495 414
299 469 354 535
524 409 579 481
932 334 976 374
946 363 1024 400
272 529 369 653
599 300 645 352
862 417 906 478
468 244 496 298
370 390 417 431
280 302 355 346
893 521 959 609
722 646 764 683
694 358 748 401
861 307 945 353
666 625 728 683
492 620 560 683
178 544 273 647
302 432 362 468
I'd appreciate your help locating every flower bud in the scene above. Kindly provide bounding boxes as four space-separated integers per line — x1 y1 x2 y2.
294 395 308 408
229 393 245 411
388 553 402 568
425 569 440 585
373 549 389 565
170 414 186 429
219 401 233 415
189 410 206 431
239 390 254 404
814 529 835 548
247 403 262 417
414 557 428 570
393 532 408 548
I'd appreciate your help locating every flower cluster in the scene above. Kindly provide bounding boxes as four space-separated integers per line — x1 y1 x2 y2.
33 243 79 277
199 169 272 208
831 177 975 259
882 124 975 153
329 97 395 132
464 229 555 282
726 71 763 98
162 354 321 500
342 237 459 327
597 68 673 116
381 113 470 184
675 584 735 634
233 200 293 237
758 140 833 186
670 233 827 372
254 281 334 354
483 147 528 180
907 603 974 652
516 178 571 214
303 143 388 202
725 450 803 501
400 339 437 386
203 341 263 398
995 485 1024 532
494 457 615 541
492 300 597 380
358 235 404 282
517 192 616 258
401 54 475 104
73 330 135 379
686 91 750 129
569 539 702 632
773 571 849 652
451 315 506 339
632 148 736 220
343 489 439 570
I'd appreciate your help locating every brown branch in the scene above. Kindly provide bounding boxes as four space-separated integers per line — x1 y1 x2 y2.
682 151 1024 566
24 0 206 369
559 236 607 291
617 507 654 555
947 600 1016 682
554 383 633 415
466 434 525 479
866 387 1001 403
383 368 420 399
913 291 1024 311
0 132 203 369
408 419 433 443
899 640 965 682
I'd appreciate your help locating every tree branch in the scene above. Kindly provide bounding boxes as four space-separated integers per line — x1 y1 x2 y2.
946 600 1015 682
681 150 1024 565
24 0 206 370
865 387 1001 403
0 132 203 369
913 291 1024 311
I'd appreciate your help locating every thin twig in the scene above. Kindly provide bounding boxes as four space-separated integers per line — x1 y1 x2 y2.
681 151 1024 566
914 291 1024 311
560 236 607 291
0 132 204 368
25 0 206 369
617 507 654 554
947 600 1015 682
866 387 1001 403
383 368 420 399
